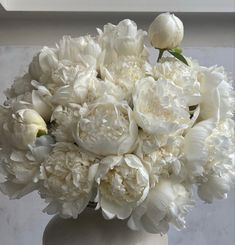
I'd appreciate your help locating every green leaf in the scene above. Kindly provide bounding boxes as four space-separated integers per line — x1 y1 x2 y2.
168 50 189 66
170 47 182 54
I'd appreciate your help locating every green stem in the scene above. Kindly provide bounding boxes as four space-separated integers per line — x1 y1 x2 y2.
157 49 165 62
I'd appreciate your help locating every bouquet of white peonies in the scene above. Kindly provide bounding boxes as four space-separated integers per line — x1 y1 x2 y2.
0 13 234 234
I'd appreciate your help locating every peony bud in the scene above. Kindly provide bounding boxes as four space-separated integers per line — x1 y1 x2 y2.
148 12 184 50
4 109 48 150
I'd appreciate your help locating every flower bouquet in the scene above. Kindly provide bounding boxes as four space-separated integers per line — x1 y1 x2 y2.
0 13 234 235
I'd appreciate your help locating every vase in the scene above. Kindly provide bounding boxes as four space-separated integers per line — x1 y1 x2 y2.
43 208 168 245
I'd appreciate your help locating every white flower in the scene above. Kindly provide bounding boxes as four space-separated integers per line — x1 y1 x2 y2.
51 103 81 143
98 20 149 100
52 69 125 106
185 119 235 203
101 56 151 101
184 119 235 202
128 178 193 234
56 35 101 69
198 65 235 121
31 83 53 122
133 77 191 136
29 36 101 92
153 57 201 106
3 108 48 150
5 81 53 122
198 173 235 203
40 143 98 218
184 120 216 177
95 154 149 219
75 96 138 156
38 51 81 92
98 19 147 58
51 69 97 105
148 13 184 50
0 135 54 199
136 132 185 187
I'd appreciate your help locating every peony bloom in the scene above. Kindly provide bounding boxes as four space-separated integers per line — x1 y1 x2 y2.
136 132 185 187
184 119 235 202
51 103 81 143
29 36 102 93
100 56 151 101
75 96 138 156
4 82 53 123
98 19 147 58
2 108 48 150
52 68 125 106
95 154 149 219
133 77 191 137
51 69 98 106
39 143 98 218
98 19 150 101
148 13 184 50
56 35 101 69
128 178 193 234
0 135 54 199
153 57 201 106
30 80 53 122
197 65 235 121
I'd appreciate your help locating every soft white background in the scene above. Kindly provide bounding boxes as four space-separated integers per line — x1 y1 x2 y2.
0 46 234 245
1 0 234 12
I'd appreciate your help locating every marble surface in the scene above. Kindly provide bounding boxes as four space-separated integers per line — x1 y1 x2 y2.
0 46 234 245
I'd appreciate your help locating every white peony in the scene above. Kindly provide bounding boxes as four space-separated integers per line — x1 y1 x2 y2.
40 143 98 218
184 119 235 202
133 77 191 136
29 36 101 93
56 35 102 69
51 103 81 143
153 57 201 106
136 132 185 187
75 96 138 156
98 19 150 101
148 12 184 50
197 65 235 121
38 52 81 93
185 119 235 203
2 108 48 150
5 81 53 122
0 135 54 199
128 178 193 234
30 80 53 121
98 19 147 58
101 56 151 101
95 154 149 219
52 68 125 106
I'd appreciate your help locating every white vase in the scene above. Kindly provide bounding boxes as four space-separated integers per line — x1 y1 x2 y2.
43 208 168 245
